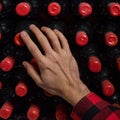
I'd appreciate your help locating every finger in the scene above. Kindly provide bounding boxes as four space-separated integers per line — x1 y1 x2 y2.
29 24 53 53
54 29 70 52
22 61 43 86
41 27 61 52
20 31 45 65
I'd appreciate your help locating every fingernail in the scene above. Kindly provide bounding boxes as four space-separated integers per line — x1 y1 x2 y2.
41 26 45 30
29 24 35 29
22 62 27 67
20 31 27 38
54 29 57 31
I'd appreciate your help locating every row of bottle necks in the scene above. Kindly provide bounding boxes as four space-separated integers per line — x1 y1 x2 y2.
0 0 120 19
0 94 72 120
0 19 120 71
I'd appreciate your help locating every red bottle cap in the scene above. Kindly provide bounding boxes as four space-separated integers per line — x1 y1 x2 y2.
0 4 2 12
56 104 67 120
0 32 2 40
116 57 120 72
15 2 31 16
1 56 15 72
105 32 118 47
48 2 61 16
14 33 25 46
102 80 115 96
78 2 92 17
88 56 102 73
0 102 13 119
15 82 28 97
108 3 120 17
76 31 88 46
27 105 40 120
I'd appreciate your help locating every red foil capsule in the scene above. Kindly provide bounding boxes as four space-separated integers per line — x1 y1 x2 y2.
0 102 13 119
0 56 15 72
55 104 67 120
108 3 120 17
15 82 28 97
78 2 92 17
16 2 31 16
88 56 102 73
48 2 61 16
105 32 118 47
76 31 88 46
102 80 115 97
14 32 25 46
27 105 40 120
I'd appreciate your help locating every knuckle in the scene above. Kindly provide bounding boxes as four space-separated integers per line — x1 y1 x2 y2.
29 45 37 54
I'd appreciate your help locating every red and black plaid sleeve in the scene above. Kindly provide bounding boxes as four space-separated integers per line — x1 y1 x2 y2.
71 92 120 120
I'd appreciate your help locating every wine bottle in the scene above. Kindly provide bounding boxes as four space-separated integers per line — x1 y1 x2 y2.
69 20 94 47
98 0 120 19
96 21 120 47
105 45 120 72
79 43 102 73
43 0 69 19
0 43 15 72
70 0 97 18
93 67 115 96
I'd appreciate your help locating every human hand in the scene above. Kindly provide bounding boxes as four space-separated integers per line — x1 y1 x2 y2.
20 24 90 106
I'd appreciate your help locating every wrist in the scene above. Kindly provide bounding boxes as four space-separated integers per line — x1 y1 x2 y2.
62 81 91 106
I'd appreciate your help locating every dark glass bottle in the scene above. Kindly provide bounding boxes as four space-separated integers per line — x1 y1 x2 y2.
69 20 94 47
0 85 22 119
43 0 69 19
13 67 29 97
93 67 115 97
98 0 120 19
69 0 97 18
79 43 102 73
105 45 120 72
0 20 15 44
0 0 15 18
96 21 120 48
0 43 15 72
15 0 43 18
